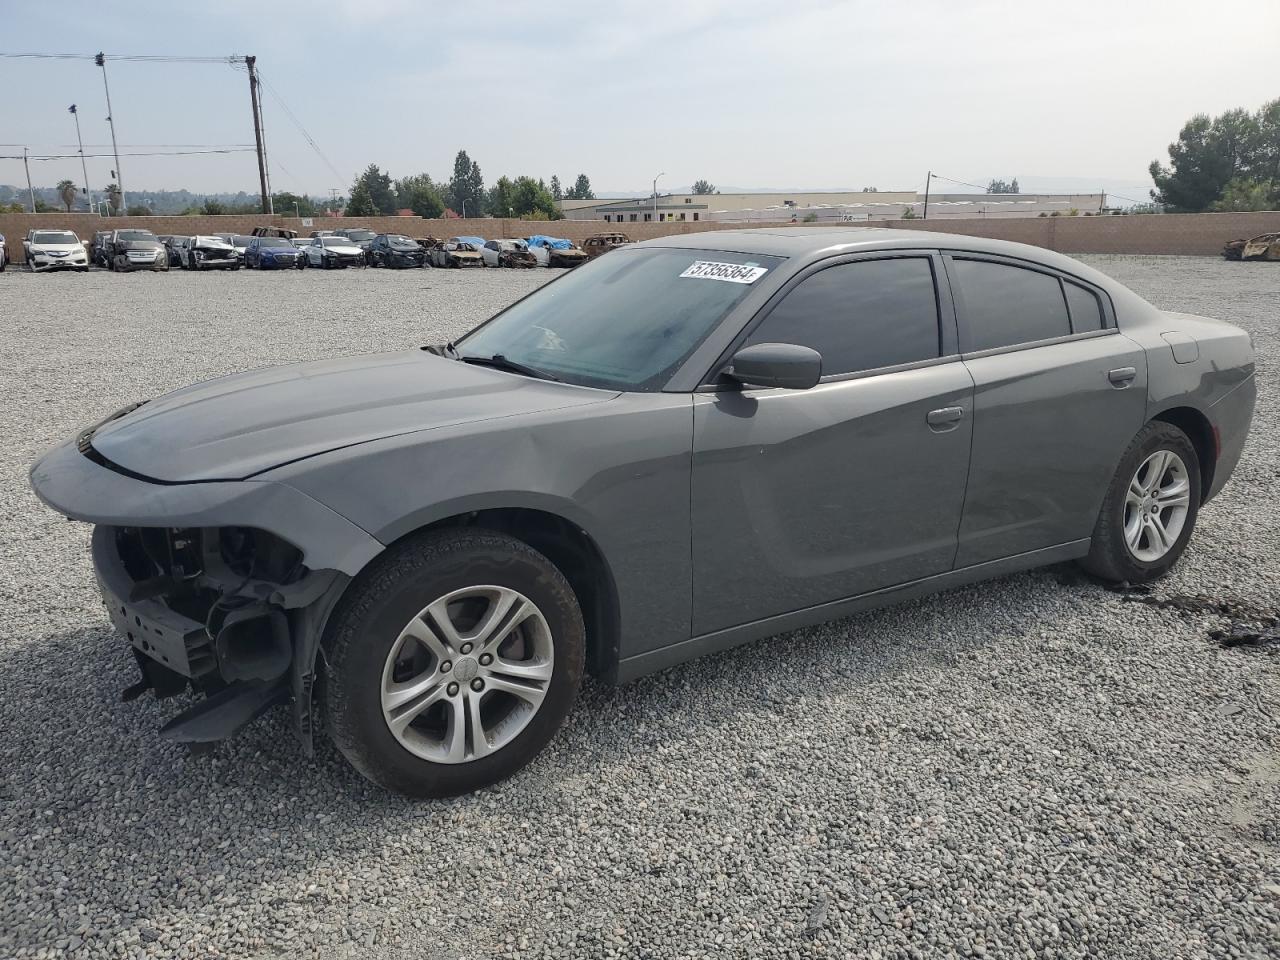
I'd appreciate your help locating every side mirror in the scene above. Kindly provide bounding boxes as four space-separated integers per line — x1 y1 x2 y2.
727 343 823 390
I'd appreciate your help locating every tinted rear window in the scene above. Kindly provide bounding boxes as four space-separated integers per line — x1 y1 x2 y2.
953 259 1071 351
746 257 941 376
1064 280 1105 332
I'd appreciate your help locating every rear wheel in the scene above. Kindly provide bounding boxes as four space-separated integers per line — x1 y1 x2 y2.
1080 421 1201 583
324 529 584 797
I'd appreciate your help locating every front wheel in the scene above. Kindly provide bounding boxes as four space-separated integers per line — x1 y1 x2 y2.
323 529 585 798
1080 421 1201 584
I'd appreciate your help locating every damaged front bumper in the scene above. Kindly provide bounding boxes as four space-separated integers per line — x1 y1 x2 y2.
30 435 384 752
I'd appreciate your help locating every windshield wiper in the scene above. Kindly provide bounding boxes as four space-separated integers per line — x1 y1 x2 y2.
458 352 560 382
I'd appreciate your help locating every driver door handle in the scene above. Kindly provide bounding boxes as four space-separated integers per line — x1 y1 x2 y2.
926 406 965 431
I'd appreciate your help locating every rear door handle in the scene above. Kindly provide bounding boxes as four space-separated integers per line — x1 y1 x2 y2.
1108 366 1137 387
926 406 965 431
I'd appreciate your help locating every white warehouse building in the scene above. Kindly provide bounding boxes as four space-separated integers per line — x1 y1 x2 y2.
558 191 1106 223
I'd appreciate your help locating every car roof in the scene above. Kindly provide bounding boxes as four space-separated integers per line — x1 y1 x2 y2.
634 226 1118 286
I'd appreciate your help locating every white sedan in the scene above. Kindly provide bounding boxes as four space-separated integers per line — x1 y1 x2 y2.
24 229 89 272
305 235 366 269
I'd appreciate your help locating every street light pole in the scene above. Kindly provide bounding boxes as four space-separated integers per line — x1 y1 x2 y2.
461 198 468 220
95 53 125 215
922 170 931 221
68 104 93 213
653 172 664 222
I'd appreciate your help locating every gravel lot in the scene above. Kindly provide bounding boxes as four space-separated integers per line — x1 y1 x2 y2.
0 257 1277 960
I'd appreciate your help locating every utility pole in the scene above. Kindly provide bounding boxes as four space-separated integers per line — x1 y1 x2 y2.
95 53 125 215
245 56 272 214
69 104 93 213
23 147 36 212
653 172 664 222
922 170 931 221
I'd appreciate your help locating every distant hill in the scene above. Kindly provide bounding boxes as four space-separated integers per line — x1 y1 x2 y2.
0 184 326 215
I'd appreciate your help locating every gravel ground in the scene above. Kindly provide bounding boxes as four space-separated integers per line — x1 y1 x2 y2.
0 257 1276 960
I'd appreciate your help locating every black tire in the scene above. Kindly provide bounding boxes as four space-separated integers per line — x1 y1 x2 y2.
1080 421 1201 584
323 529 585 798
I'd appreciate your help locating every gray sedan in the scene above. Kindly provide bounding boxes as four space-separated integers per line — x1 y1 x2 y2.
29 228 1256 797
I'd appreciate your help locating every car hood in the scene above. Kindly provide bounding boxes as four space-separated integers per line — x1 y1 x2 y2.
89 350 614 483
30 242 82 254
321 243 362 255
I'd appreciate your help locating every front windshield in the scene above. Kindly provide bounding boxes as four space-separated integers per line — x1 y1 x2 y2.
115 230 155 242
343 230 375 241
257 237 292 247
387 236 416 248
321 237 353 248
33 231 78 244
458 247 782 391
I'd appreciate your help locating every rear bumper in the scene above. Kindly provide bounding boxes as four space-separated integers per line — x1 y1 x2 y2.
1206 373 1256 502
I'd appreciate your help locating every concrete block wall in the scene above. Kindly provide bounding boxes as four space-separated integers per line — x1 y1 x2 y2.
3 210 1278 263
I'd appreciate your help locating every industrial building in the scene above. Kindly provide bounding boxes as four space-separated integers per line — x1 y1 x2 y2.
558 190 1106 223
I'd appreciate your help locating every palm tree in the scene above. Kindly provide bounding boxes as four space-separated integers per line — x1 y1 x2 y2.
57 179 78 212
104 183 121 216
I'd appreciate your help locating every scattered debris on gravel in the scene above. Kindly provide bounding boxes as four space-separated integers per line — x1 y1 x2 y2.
0 258 1277 959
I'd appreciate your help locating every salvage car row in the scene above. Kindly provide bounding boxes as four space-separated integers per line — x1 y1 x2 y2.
0 227 633 273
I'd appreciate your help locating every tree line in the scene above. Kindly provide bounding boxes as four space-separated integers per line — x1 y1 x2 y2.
1150 98 1280 212
341 150 596 220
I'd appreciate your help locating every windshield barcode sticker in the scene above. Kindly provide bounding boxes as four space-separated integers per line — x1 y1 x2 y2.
679 261 768 284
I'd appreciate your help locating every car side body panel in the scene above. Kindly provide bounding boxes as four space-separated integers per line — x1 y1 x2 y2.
690 361 975 636
261 392 697 662
954 332 1149 566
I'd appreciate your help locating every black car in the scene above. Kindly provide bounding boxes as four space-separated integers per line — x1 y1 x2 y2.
161 236 188 268
91 230 113 268
369 234 427 268
244 236 303 270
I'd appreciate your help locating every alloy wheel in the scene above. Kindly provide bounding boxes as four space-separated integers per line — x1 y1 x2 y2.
1123 449 1191 562
380 585 554 764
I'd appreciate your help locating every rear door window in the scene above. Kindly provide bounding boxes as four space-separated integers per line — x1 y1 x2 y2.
952 259 1072 352
746 257 942 376
1063 280 1105 332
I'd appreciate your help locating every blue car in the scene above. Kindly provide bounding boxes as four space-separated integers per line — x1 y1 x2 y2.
244 236 303 270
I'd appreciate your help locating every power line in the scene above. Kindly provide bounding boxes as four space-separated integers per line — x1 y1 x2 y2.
1107 192 1151 206
4 148 256 161
0 143 254 149
928 172 994 192
256 71 348 185
0 52 239 63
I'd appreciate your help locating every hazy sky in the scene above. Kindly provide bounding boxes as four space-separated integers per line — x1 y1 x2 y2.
3 1 1277 199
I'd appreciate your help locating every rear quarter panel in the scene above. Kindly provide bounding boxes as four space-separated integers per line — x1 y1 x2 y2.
1119 304 1256 499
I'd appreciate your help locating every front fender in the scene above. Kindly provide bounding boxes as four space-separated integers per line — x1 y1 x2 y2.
30 437 383 576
